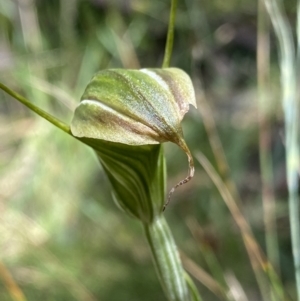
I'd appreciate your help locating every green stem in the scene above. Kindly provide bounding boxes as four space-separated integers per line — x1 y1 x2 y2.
0 82 71 135
257 0 282 295
144 216 191 301
162 0 178 68
263 0 300 299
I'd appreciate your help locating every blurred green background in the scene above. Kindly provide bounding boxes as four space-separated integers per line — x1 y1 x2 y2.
0 0 296 300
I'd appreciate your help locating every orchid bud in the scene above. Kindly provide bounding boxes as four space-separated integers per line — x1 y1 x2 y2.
71 68 196 219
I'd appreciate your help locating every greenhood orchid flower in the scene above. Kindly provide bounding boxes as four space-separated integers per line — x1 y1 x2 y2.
71 68 196 218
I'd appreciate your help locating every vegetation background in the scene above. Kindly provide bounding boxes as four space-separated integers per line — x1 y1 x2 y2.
0 0 297 300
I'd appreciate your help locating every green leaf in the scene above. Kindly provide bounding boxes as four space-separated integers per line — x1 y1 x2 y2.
82 137 166 223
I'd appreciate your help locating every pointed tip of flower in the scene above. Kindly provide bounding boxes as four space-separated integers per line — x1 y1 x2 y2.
163 140 195 210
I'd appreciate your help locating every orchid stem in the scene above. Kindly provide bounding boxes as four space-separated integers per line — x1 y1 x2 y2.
162 0 178 68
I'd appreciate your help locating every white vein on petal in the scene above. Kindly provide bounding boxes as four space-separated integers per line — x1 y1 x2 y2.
80 99 120 115
71 99 160 145
140 69 170 91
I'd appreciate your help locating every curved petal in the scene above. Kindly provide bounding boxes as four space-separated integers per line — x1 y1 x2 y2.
70 68 196 145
